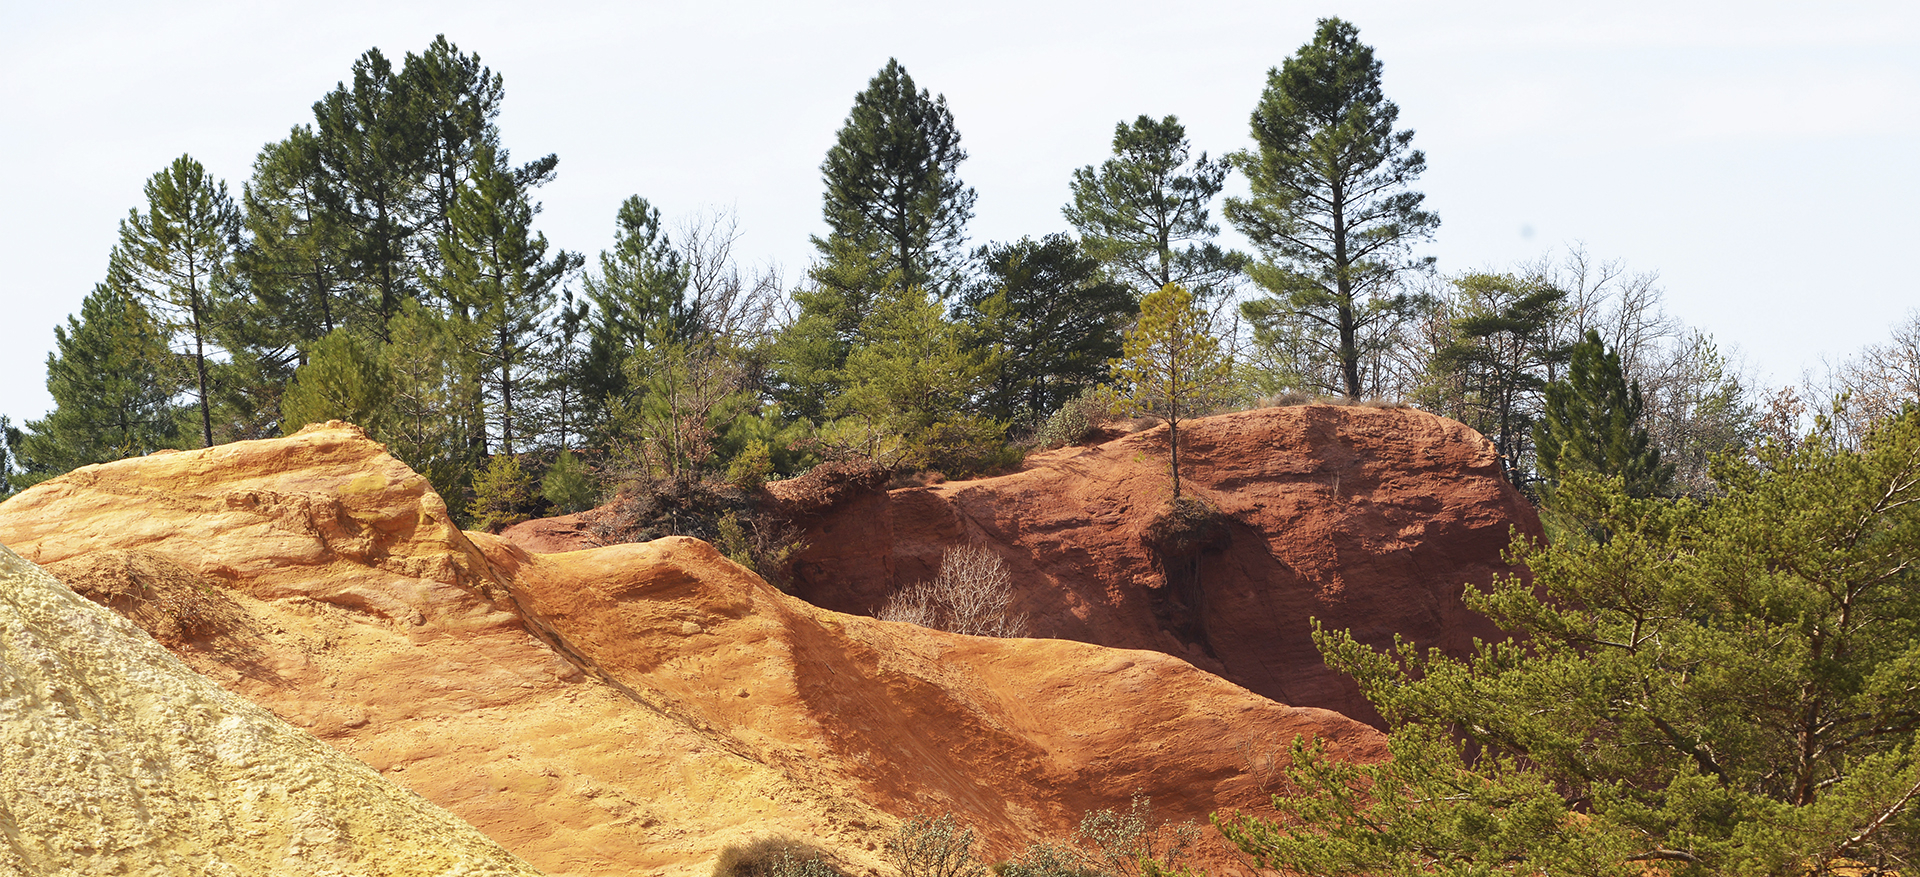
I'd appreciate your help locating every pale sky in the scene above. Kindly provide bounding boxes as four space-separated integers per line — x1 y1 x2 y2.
3 0 1916 428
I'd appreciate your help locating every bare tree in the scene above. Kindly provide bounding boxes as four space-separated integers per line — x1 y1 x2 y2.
1805 310 1920 449
675 208 788 347
876 544 1027 638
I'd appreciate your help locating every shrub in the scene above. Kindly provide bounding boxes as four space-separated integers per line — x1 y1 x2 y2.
877 544 1028 638
540 449 599 514
469 453 538 532
886 813 986 877
1075 796 1199 877
1032 388 1118 449
996 842 1096 877
1139 496 1229 558
714 837 843 877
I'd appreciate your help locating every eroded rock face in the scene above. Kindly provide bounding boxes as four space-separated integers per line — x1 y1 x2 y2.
773 405 1541 725
0 422 1384 876
485 535 1382 859
0 540 544 877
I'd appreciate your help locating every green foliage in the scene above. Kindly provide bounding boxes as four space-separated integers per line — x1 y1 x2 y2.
14 279 182 486
437 143 583 455
963 235 1136 428
117 154 242 448
1105 284 1234 498
1234 408 1920 875
817 59 975 296
727 439 774 491
468 452 536 531
1032 388 1118 450
1063 114 1245 298
825 285 1006 475
713 837 844 877
380 301 473 519
886 813 987 877
540 449 597 513
1420 273 1570 489
578 195 693 434
280 329 393 435
1227 18 1437 399
1535 329 1673 498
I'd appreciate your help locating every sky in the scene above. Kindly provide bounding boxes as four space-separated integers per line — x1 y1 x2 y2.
2 0 1917 428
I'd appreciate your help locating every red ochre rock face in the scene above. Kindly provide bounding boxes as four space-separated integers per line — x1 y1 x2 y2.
768 404 1541 727
0 420 1387 877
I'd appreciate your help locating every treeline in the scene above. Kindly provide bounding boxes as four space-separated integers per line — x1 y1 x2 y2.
1 21 1913 527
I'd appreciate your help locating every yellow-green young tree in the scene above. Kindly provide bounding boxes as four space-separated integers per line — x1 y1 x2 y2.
1227 18 1438 400
116 154 241 448
1106 284 1233 499
1226 406 1920 875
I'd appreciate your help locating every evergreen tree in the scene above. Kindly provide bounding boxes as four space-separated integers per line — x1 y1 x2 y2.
116 154 242 448
312 46 423 326
402 35 558 280
1064 115 1245 298
822 284 1001 473
279 328 393 435
1228 407 1920 875
436 146 581 455
578 195 692 432
816 58 975 297
1423 273 1569 490
381 301 470 517
962 235 1136 425
1106 284 1234 499
241 125 362 342
0 417 19 499
1227 18 1438 399
14 279 180 484
1535 329 1673 498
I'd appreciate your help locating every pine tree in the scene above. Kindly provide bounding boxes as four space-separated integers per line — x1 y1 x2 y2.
1534 329 1673 498
279 328 393 435
1064 115 1245 298
816 58 975 297
436 146 581 455
1106 284 1234 499
578 195 692 432
963 235 1136 424
241 125 362 342
1228 407 1920 875
1424 273 1569 490
312 46 435 328
1227 18 1438 399
14 278 181 484
116 154 241 448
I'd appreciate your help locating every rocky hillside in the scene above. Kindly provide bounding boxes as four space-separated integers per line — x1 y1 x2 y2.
0 541 543 876
768 404 1539 725
0 422 1385 877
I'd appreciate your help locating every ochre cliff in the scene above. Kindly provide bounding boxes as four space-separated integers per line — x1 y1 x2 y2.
768 404 1540 725
0 422 1384 876
0 540 544 877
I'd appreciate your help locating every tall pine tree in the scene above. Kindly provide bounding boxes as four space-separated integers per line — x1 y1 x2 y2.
816 58 975 297
436 146 581 455
116 154 241 449
1227 18 1438 399
1064 115 1245 299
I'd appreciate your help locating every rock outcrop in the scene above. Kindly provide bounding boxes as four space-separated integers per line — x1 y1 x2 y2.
0 540 544 876
0 423 1384 876
771 404 1540 725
